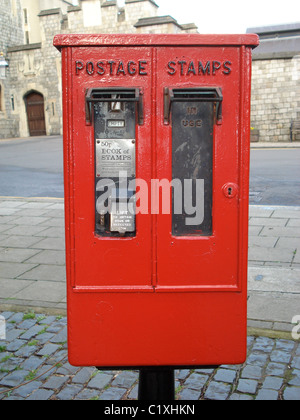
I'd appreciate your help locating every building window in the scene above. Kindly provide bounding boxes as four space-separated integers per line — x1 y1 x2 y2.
117 7 125 22
23 9 28 25
0 85 3 112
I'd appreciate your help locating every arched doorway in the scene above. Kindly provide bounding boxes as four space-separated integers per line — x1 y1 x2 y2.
24 91 46 136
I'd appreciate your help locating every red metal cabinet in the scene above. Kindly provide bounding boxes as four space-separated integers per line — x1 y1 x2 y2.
54 34 259 368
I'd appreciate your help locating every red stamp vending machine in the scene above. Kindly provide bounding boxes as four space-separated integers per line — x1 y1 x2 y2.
54 34 259 369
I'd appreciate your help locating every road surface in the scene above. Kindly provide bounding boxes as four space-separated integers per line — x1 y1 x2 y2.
0 136 299 206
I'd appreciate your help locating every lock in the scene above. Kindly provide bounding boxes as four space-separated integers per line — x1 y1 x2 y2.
223 182 238 199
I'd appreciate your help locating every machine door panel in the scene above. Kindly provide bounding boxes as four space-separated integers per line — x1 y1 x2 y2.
70 47 153 289
155 47 246 290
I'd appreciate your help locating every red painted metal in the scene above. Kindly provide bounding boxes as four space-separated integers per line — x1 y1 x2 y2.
54 34 259 368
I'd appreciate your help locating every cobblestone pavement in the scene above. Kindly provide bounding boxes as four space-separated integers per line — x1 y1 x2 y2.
0 311 299 400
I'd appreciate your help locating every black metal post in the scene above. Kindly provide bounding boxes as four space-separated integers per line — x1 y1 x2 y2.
138 368 175 401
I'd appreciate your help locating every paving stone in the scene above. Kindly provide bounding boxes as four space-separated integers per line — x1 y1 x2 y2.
179 388 201 400
0 215 17 224
13 217 50 226
256 389 279 400
21 325 45 340
0 247 41 263
50 327 67 344
43 375 69 390
272 209 300 219
100 387 126 400
0 262 37 278
262 375 284 392
283 386 300 400
18 264 66 282
229 393 254 401
111 371 138 388
37 343 60 357
18 319 37 330
204 381 231 400
21 356 44 372
0 235 43 249
35 332 56 345
26 389 54 400
32 237 65 250
75 387 100 400
18 202 52 210
0 208 20 216
34 226 65 238
25 250 65 266
195 367 216 374
270 350 291 364
3 225 49 237
250 217 288 227
39 218 65 228
56 384 83 400
260 226 300 238
241 365 263 380
214 369 237 383
6 339 25 352
176 369 190 380
72 367 96 385
15 345 38 358
13 209 50 217
0 201 26 208
1 357 24 373
11 381 43 398
291 356 300 370
266 362 287 377
1 311 15 320
37 316 57 325
5 312 24 323
12 281 66 303
248 236 278 248
127 384 138 400
0 370 30 388
247 352 269 367
249 208 274 218
0 225 15 234
248 246 295 263
34 365 59 382
2 328 25 342
288 370 300 386
237 379 258 395
88 373 113 390
183 373 208 390
56 361 79 376
0 387 11 400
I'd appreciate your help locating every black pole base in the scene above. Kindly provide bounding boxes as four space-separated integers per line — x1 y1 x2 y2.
138 368 175 401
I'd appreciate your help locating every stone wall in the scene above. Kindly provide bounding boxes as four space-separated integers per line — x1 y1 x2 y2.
0 0 24 139
251 55 300 142
2 0 198 139
6 10 63 137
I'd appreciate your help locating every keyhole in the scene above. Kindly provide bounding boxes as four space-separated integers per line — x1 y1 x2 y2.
223 183 238 199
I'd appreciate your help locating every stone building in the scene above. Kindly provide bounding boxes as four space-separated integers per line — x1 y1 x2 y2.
0 0 198 139
248 23 300 142
0 0 24 138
